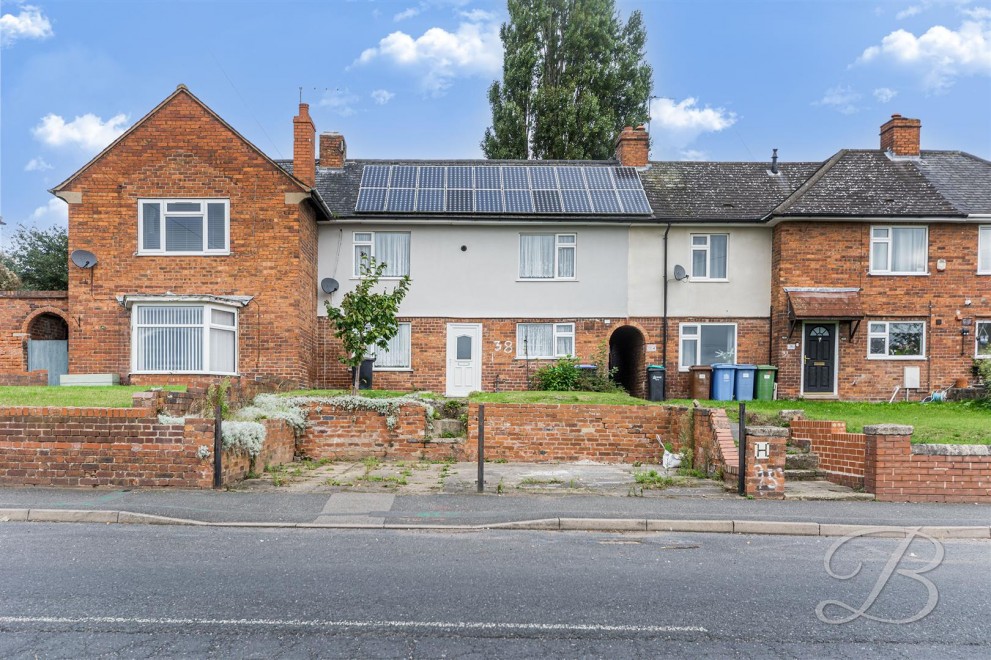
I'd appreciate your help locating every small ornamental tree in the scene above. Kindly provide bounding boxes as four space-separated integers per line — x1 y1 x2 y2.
325 256 411 395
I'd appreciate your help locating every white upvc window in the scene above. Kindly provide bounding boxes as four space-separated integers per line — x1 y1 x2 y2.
132 304 238 375
516 323 575 358
519 233 577 280
138 199 230 255
690 234 728 280
353 231 411 278
868 321 926 359
979 226 991 274
975 321 991 359
368 323 412 370
679 323 737 371
869 226 928 274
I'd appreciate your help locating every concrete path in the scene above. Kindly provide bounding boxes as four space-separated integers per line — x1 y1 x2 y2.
313 493 395 525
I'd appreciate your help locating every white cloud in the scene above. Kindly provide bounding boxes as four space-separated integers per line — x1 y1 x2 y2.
679 149 708 161
813 85 862 114
873 86 899 102
857 13 991 90
29 198 68 225
370 89 395 105
32 112 128 151
0 4 53 47
355 17 502 94
319 88 359 116
394 7 420 21
649 97 737 149
459 9 495 21
24 156 53 171
896 5 924 20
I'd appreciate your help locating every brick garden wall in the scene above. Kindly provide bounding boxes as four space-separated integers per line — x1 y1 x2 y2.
465 402 691 463
790 419 867 488
0 291 70 382
0 406 295 488
220 418 296 483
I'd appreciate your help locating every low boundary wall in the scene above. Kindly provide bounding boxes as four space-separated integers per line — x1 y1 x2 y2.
790 419 866 489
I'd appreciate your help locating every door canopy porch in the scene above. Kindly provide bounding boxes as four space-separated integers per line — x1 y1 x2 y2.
786 288 864 340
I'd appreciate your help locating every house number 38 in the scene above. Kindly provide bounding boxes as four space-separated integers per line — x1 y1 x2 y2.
493 341 513 354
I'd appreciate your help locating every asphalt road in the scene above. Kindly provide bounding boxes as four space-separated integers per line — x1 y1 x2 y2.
0 524 988 658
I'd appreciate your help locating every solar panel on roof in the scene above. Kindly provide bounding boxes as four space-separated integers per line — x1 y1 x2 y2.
386 188 416 212
505 189 534 213
391 166 418 188
557 166 585 189
361 165 390 188
419 166 444 188
530 168 557 189
533 189 562 213
584 167 613 189
447 189 473 213
355 187 386 212
474 167 501 189
447 166 473 189
561 189 592 213
416 189 445 212
589 189 620 213
503 166 529 189
618 189 652 214
475 189 504 213
613 167 641 189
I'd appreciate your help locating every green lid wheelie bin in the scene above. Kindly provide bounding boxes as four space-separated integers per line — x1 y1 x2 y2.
756 365 778 401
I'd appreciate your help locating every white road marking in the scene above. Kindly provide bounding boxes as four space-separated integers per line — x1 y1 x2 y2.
0 615 706 634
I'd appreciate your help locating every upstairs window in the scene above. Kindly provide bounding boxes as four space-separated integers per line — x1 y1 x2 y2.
870 226 927 274
519 233 576 280
139 199 229 255
353 231 411 277
690 234 728 280
979 226 990 274
868 321 925 359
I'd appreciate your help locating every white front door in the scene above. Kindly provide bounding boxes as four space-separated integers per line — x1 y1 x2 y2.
446 323 482 397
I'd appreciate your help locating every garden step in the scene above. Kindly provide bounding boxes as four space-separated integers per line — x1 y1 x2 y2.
433 418 465 437
785 453 819 470
784 469 827 481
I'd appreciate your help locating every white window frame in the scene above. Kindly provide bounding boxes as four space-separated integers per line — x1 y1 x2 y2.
130 303 238 375
979 226 991 275
678 322 738 371
689 233 729 281
867 321 926 360
137 199 230 256
352 231 411 278
369 322 412 371
515 322 575 359
518 233 578 281
975 320 991 359
869 225 929 275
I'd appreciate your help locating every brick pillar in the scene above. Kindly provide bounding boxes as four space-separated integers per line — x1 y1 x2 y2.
863 424 913 498
614 125 649 167
319 132 346 168
293 103 316 186
744 426 788 499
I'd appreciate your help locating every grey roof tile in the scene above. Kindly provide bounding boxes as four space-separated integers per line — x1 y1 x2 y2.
913 151 991 215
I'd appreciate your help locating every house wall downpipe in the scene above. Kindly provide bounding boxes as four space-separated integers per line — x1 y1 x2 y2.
662 223 672 369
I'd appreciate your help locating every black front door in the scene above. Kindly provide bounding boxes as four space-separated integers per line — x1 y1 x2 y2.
803 324 835 393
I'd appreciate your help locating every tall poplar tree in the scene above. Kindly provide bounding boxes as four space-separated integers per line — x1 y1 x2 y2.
482 0 652 160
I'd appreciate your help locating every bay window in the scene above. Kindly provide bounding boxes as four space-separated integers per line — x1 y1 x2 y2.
519 233 576 279
132 304 238 374
868 321 925 359
516 323 574 358
679 323 737 370
870 226 927 274
139 199 229 254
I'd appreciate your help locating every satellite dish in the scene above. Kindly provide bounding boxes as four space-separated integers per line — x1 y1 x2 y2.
673 264 688 281
70 249 98 269
320 278 340 294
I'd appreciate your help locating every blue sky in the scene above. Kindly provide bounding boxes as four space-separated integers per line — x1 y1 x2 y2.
1 0 989 246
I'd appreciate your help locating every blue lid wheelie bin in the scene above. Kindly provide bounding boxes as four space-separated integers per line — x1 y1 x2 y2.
710 363 736 401
734 364 757 401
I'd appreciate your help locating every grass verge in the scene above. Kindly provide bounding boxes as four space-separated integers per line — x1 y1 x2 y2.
0 385 187 408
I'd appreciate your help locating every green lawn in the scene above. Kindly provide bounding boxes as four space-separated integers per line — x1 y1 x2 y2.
469 390 663 406
667 398 991 445
0 385 186 408
282 389 443 400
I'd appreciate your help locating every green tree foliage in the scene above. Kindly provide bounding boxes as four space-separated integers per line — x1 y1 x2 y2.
482 0 653 160
2 225 68 290
325 257 412 395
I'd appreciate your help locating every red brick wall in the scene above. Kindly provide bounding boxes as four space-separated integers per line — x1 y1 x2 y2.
465 402 690 463
61 89 316 385
297 400 457 461
0 291 70 377
772 222 990 400
316 315 768 399
790 419 866 488
744 428 787 499
221 418 296 483
865 428 991 503
693 406 736 481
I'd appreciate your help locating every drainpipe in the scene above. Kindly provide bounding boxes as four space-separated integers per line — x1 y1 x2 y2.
662 223 672 370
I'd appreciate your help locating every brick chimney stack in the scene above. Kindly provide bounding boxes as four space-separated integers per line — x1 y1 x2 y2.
319 132 346 169
293 103 315 186
880 114 921 157
614 125 649 167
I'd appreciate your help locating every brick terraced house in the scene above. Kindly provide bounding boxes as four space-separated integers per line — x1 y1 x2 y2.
2 86 988 400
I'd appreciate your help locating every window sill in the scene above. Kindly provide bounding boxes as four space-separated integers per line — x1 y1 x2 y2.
137 251 230 257
350 277 410 281
514 356 564 361
373 368 413 372
516 278 578 283
866 356 927 361
687 278 729 283
868 272 930 277
131 371 239 376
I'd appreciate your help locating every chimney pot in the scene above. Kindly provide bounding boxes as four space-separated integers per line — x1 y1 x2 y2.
880 113 921 157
